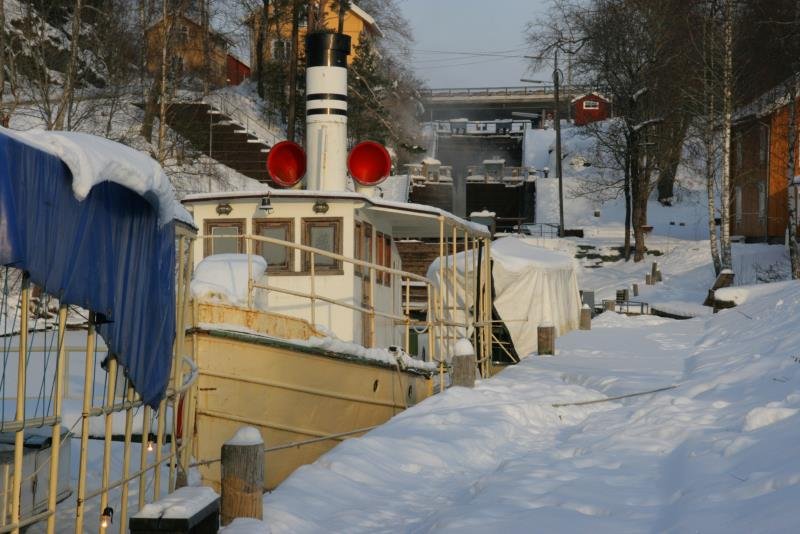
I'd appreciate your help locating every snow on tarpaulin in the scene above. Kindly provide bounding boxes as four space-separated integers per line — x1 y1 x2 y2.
0 128 181 408
491 236 581 356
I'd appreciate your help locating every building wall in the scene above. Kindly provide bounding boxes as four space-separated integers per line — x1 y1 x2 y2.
731 119 770 238
145 16 228 87
767 107 794 238
248 1 372 69
573 95 610 126
186 196 402 348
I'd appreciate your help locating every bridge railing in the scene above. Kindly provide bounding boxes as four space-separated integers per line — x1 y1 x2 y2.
421 85 591 97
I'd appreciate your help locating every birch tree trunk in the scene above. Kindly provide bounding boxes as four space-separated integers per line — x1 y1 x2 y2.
624 136 632 261
786 77 800 278
719 0 733 271
704 4 722 276
53 0 83 130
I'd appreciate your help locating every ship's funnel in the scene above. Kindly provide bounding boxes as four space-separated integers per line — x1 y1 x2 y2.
305 32 351 191
348 141 391 195
267 140 306 188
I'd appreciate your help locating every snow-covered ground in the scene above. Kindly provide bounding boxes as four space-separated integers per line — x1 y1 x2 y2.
262 281 800 533
258 121 800 532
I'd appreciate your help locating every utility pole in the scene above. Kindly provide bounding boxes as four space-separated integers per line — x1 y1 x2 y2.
523 49 566 236
553 49 565 237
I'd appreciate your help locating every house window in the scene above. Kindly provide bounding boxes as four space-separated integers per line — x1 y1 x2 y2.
254 218 294 273
204 219 245 257
272 39 290 61
583 100 600 110
177 26 189 45
735 186 743 224
758 182 767 220
302 218 343 273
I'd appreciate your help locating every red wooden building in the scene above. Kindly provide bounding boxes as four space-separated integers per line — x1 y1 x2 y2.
572 92 610 126
226 54 251 86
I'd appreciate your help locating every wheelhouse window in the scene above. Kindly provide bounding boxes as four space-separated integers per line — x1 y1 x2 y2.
382 234 392 285
254 218 294 273
204 219 245 257
355 222 373 278
302 218 343 273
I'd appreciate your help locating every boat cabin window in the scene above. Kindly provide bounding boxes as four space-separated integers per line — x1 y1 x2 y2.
204 219 245 257
302 218 343 274
254 218 294 273
375 232 392 286
355 221 373 278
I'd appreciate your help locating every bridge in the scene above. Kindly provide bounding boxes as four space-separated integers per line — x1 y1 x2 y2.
421 85 589 122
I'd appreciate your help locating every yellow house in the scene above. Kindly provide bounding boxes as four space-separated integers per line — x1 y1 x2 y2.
248 1 381 67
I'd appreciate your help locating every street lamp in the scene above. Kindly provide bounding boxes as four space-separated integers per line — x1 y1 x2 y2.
521 49 565 237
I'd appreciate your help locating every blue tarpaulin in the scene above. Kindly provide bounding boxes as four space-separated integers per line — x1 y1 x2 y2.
0 130 176 408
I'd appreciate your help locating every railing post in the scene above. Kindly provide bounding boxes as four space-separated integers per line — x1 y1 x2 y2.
46 304 68 534
119 385 136 530
99 357 118 534
137 405 152 510
404 277 410 353
310 253 316 327
369 264 376 348
220 427 264 526
11 274 29 534
74 311 96 533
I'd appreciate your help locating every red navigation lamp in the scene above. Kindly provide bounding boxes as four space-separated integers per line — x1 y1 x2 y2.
348 141 391 187
267 140 307 188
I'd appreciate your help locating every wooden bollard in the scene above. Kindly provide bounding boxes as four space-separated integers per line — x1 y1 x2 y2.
537 325 555 355
603 299 615 312
451 338 477 387
645 274 653 285
655 270 663 282
632 283 639 297
221 427 264 526
580 305 592 330
651 262 659 282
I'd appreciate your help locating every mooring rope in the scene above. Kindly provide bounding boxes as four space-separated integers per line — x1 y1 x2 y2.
551 384 678 408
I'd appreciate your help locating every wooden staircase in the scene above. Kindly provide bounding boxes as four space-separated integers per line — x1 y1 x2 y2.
165 98 283 185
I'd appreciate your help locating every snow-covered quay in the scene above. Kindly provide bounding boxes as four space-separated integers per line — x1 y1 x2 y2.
262 279 800 533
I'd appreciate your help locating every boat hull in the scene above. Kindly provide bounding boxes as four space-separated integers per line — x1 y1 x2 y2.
189 326 432 491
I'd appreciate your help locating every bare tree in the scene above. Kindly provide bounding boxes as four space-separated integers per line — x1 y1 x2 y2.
0 0 6 127
53 0 83 130
719 0 734 271
286 0 301 142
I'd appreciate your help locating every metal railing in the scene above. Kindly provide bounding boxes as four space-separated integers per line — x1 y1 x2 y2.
0 229 197 534
202 92 284 147
194 222 495 383
421 85 590 97
602 299 650 315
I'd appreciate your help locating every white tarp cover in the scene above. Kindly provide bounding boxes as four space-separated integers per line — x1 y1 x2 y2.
426 236 580 359
491 236 580 356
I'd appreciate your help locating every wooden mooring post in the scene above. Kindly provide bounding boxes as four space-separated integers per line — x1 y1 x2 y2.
221 427 264 526
603 300 616 312
580 305 592 330
537 325 555 355
451 339 477 387
645 274 653 285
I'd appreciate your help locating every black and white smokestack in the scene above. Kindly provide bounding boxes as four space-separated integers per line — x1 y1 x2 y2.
305 32 351 191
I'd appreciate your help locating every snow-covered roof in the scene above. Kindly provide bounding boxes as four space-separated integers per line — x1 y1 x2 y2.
571 91 610 104
733 76 799 122
350 3 383 36
2 127 191 226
